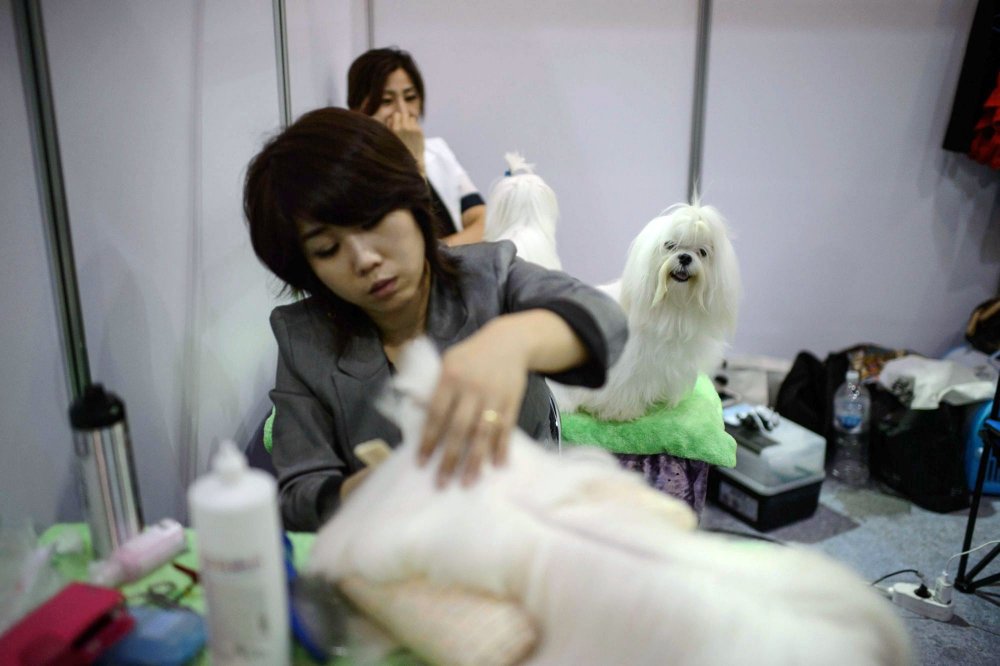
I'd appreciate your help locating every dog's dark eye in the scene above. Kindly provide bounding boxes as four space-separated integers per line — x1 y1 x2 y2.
699 248 708 258
664 242 677 251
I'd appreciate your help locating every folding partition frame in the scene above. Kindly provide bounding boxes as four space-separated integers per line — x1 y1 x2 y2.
12 0 91 403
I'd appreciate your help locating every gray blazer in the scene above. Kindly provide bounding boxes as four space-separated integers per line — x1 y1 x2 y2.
269 241 627 530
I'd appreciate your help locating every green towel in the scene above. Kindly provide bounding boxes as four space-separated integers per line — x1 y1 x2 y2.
264 405 276 454
561 374 737 467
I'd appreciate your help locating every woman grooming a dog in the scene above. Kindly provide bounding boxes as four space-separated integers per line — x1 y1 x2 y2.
243 108 627 531
348 47 485 246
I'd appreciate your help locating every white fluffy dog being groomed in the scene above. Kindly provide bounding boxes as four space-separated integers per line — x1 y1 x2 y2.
555 202 740 421
309 338 911 666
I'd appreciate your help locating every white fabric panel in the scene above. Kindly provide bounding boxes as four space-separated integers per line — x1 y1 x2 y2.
705 0 999 359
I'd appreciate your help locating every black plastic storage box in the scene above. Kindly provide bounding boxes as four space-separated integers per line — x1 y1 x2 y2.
708 466 824 531
710 403 828 531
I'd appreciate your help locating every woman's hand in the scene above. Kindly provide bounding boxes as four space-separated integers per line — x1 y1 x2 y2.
418 319 530 488
418 310 587 488
385 110 425 173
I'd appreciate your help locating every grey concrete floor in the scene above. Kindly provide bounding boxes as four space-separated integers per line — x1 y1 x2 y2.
701 476 1000 666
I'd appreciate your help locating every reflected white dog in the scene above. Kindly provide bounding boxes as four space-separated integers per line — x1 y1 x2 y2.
484 153 561 270
556 202 741 420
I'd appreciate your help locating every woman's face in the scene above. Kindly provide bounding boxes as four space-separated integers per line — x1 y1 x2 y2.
370 68 422 124
299 209 428 327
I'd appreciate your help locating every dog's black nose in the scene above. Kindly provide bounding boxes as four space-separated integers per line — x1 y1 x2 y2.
678 253 692 266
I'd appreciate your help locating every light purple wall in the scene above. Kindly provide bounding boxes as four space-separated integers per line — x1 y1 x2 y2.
1 0 78 528
373 0 698 285
705 0 998 359
373 0 998 360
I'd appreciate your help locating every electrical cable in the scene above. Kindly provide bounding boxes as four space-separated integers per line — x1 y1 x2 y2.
703 527 785 544
869 568 922 586
943 538 1000 576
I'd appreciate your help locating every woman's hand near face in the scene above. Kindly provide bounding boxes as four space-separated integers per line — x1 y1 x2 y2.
385 111 425 173
418 310 588 487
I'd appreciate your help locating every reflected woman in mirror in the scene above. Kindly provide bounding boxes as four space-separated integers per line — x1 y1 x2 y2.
348 47 485 246
243 108 627 530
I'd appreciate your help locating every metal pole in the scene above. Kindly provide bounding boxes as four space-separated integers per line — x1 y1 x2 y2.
687 0 712 203
272 0 292 128
366 0 375 50
13 0 91 401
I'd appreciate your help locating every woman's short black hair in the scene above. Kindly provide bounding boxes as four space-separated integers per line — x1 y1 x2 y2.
347 47 426 117
243 107 457 344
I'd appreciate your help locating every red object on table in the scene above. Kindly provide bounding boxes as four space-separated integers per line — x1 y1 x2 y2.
0 582 134 665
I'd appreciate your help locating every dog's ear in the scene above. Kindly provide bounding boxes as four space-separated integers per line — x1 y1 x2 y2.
702 212 741 336
619 215 668 315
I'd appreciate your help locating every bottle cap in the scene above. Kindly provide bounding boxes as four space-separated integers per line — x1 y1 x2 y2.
213 440 247 484
846 369 860 383
89 558 124 587
69 384 126 429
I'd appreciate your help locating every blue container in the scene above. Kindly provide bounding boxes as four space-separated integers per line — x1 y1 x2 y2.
965 401 1000 495
97 606 206 665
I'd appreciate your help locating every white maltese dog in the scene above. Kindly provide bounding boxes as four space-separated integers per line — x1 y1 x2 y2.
554 202 740 420
308 338 910 666
484 153 562 270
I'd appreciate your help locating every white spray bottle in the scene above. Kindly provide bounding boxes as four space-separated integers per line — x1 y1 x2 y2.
188 440 290 665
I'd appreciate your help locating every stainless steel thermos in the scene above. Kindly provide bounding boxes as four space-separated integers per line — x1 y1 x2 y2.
69 384 144 559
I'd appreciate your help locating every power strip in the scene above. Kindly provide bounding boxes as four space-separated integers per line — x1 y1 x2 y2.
890 583 954 622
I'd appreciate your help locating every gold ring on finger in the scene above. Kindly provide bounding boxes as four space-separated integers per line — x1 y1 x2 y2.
481 409 500 426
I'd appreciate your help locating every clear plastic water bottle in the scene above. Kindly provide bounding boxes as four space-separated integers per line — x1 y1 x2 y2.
831 369 871 486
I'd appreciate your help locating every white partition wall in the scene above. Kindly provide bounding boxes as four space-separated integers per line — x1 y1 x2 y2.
362 0 999 357
36 0 282 523
370 0 698 285
704 0 999 359
2 0 360 527
286 0 368 116
1 0 78 526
